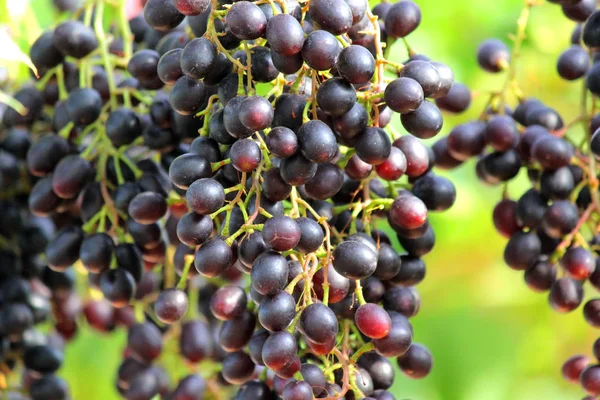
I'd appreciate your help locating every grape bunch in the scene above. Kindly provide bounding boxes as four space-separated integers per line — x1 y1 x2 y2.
430 0 600 398
0 0 466 398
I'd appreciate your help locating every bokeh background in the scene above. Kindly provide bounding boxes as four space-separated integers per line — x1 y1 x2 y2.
0 0 594 399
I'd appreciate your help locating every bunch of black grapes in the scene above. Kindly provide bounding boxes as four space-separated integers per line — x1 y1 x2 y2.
0 0 469 398
428 0 600 397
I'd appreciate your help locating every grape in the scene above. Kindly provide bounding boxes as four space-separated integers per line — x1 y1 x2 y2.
174 0 210 16
376 147 407 181
128 192 168 224
219 311 256 352
401 101 443 139
266 14 305 56
230 139 262 172
251 251 289 295
282 380 313 400
562 0 596 22
373 314 413 357
53 21 98 59
222 351 255 384
397 343 433 379
180 38 217 80
297 120 338 163
154 288 188 323
316 77 356 117
239 96 274 131
258 290 296 331
144 0 185 31
384 1 421 38
435 82 472 113
170 76 207 115
355 303 392 339
557 45 589 80
250 46 280 83
180 320 212 362
226 2 267 40
66 88 102 125
100 268 136 308
30 375 70 400
194 237 234 277
210 285 247 321
30 31 64 73
477 39 510 73
336 45 376 84
302 30 341 71
549 277 584 313
503 231 541 271
280 152 318 186
332 240 378 280
355 126 392 165
186 178 225 215
24 345 63 375
524 260 557 292
79 233 114 274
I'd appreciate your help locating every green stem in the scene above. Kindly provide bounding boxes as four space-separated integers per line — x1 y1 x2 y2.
94 0 118 110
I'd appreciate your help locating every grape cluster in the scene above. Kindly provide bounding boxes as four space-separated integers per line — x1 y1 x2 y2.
431 1 600 398
0 0 466 398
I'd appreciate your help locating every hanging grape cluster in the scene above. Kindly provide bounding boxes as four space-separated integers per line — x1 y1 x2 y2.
429 0 600 398
0 0 469 398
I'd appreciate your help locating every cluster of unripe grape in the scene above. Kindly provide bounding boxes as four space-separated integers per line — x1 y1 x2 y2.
0 0 472 398
428 0 600 398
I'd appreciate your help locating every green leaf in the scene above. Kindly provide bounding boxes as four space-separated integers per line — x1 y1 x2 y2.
0 28 39 77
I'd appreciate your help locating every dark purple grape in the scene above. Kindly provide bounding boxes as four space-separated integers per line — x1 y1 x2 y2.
355 126 392 165
251 251 289 295
186 178 225 215
336 45 375 84
280 152 318 186
51 155 92 199
258 290 295 331
332 240 377 280
299 302 338 344
128 192 168 224
80 233 114 274
401 101 443 139
372 314 413 357
549 277 584 312
435 82 471 113
222 351 256 384
384 0 421 38
302 30 341 71
210 285 247 321
557 45 589 80
46 226 84 271
194 237 234 277
155 288 188 323
170 75 207 115
219 311 256 351
266 14 305 55
297 120 338 163
30 375 69 400
144 0 185 31
230 139 262 173
53 20 98 58
397 343 432 379
477 39 510 73
316 77 357 117
100 268 136 308
562 0 596 22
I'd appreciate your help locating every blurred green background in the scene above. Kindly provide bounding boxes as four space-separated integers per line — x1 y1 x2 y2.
2 0 595 399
